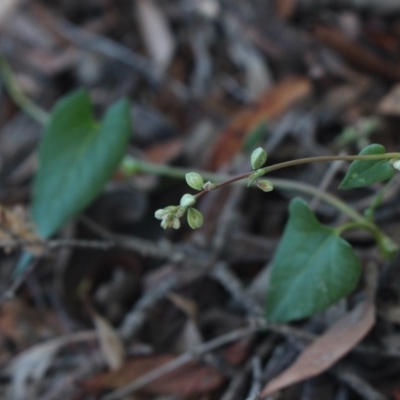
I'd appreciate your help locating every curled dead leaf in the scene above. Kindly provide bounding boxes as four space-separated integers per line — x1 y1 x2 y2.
261 298 375 397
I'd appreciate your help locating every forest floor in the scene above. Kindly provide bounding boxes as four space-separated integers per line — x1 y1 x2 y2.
2 0 400 399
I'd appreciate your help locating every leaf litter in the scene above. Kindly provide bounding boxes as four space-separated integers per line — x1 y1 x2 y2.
2 1 400 399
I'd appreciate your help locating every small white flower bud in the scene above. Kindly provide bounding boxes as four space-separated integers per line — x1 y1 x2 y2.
186 172 204 190
160 217 170 229
155 209 168 219
251 147 267 170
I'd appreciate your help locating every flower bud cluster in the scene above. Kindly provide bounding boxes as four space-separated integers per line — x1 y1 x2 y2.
155 193 204 230
154 206 183 229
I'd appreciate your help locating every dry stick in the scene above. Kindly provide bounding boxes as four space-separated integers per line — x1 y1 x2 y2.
80 216 184 260
0 238 114 251
102 325 264 400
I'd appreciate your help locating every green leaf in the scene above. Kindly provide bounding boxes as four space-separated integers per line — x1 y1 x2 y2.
266 198 361 323
33 89 131 238
339 144 394 190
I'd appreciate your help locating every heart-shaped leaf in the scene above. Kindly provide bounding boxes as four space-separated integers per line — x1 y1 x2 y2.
339 144 394 190
265 198 361 323
33 90 131 238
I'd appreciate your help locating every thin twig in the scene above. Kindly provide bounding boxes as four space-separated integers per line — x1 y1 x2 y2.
0 238 114 251
80 216 179 260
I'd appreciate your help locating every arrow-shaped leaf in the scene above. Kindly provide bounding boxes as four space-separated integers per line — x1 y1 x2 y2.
266 198 361 323
33 90 131 238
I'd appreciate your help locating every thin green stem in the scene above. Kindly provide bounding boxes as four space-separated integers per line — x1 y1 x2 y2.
0 54 49 125
260 153 400 175
126 158 369 225
334 222 367 235
131 158 399 255
143 153 400 204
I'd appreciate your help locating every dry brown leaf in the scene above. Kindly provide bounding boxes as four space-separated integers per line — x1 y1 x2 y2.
206 77 311 170
261 298 375 397
92 310 125 371
83 354 225 396
135 0 175 73
0 204 44 255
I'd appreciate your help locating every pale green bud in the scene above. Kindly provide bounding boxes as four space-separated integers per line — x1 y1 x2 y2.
257 180 273 192
251 147 267 170
186 172 204 190
203 181 216 191
187 208 203 229
180 194 196 208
